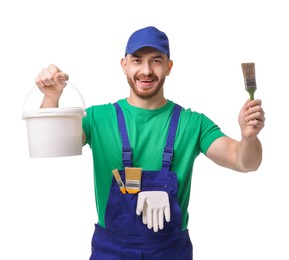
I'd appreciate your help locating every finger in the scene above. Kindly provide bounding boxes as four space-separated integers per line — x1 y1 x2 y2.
158 209 164 230
246 106 264 118
48 63 60 74
246 99 262 108
48 64 68 85
142 203 147 224
153 209 158 232
245 113 265 123
164 205 171 222
55 72 69 85
147 207 153 229
247 119 265 129
246 112 263 123
136 193 146 215
35 77 45 88
39 68 56 86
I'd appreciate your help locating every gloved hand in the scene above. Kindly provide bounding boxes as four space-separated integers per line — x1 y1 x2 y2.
136 191 170 232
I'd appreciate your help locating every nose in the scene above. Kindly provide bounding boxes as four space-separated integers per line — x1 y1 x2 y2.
141 61 153 75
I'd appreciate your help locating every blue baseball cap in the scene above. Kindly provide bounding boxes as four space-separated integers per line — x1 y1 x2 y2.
125 26 170 58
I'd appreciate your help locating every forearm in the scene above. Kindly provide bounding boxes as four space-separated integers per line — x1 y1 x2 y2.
236 137 262 172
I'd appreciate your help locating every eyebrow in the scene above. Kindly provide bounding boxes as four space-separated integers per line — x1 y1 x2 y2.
130 54 164 60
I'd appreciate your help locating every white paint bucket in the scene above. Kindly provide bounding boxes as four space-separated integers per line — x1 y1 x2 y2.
22 82 86 158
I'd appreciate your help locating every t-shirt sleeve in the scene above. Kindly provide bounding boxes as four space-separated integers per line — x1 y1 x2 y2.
82 107 92 146
199 114 226 155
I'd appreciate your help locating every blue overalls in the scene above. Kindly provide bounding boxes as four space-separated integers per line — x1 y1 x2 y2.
89 103 193 260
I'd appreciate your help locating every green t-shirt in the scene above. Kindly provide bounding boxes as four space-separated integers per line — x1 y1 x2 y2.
82 99 225 231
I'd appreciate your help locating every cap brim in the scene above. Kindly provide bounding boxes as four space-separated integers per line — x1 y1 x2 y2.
126 44 169 56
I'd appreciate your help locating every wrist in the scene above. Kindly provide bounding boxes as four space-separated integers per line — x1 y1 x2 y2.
40 95 61 108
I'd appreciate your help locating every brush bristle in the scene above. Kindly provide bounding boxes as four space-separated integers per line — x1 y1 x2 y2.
241 62 257 100
125 167 142 194
241 63 255 80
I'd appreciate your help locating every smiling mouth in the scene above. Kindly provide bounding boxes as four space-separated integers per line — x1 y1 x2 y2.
137 79 155 88
139 78 154 82
138 77 155 83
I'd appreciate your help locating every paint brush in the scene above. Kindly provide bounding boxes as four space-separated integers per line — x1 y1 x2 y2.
112 169 126 194
125 167 142 194
241 62 257 100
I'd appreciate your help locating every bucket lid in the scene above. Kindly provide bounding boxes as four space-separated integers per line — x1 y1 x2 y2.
22 107 86 119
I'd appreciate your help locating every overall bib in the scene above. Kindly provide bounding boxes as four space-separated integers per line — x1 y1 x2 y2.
89 103 193 260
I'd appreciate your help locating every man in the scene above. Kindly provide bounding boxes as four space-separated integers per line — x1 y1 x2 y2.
35 26 265 259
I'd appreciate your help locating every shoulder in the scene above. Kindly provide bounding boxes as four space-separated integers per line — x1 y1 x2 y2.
85 101 123 119
179 105 211 126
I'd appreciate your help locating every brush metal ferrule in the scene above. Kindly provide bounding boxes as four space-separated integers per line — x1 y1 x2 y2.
244 79 257 90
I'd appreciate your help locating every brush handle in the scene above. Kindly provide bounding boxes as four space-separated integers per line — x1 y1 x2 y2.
247 88 255 100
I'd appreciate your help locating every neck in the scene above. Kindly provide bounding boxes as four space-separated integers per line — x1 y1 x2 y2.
127 91 167 110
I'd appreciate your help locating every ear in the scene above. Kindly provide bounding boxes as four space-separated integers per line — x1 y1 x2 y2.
121 58 127 74
166 60 173 76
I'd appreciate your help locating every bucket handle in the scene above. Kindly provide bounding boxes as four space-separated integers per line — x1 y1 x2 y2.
66 81 86 109
22 81 86 112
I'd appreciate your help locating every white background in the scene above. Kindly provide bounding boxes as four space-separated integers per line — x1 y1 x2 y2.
1 0 288 259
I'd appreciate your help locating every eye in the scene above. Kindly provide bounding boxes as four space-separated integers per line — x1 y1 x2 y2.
152 59 162 64
132 58 141 63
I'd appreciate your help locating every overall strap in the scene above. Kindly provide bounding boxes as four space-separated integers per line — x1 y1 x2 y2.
114 102 182 170
113 102 132 167
162 104 182 171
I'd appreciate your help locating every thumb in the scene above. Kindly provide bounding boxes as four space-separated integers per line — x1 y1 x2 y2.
164 205 171 222
55 72 69 84
136 193 146 215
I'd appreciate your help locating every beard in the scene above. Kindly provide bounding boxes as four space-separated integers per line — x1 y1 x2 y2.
127 75 165 99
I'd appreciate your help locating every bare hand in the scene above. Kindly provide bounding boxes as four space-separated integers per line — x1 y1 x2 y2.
238 99 265 139
35 64 69 107
35 64 69 97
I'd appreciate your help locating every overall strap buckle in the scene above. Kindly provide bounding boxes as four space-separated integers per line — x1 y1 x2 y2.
122 147 132 167
163 147 173 164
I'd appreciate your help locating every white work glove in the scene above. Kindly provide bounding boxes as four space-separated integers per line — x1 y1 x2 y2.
136 191 171 232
